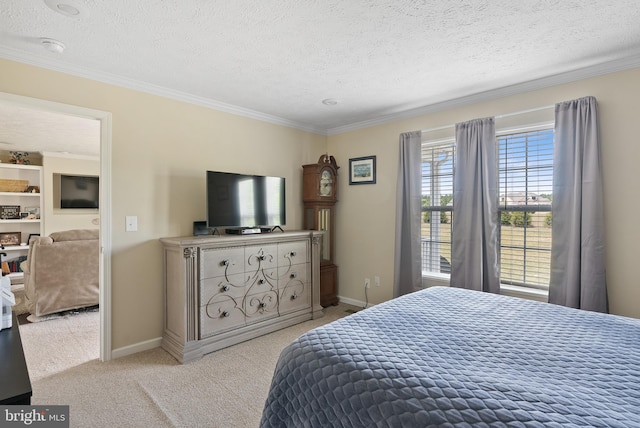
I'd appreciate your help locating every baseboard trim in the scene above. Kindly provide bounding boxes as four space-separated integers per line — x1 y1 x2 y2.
111 337 162 359
112 297 379 358
337 295 374 309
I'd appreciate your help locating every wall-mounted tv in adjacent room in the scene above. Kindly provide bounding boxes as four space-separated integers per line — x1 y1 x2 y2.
60 174 99 209
206 171 285 230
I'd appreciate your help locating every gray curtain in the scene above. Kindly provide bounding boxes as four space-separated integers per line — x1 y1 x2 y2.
549 96 607 313
450 118 500 293
393 131 422 297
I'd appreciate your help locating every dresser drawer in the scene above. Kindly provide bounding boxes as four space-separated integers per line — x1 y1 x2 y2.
200 297 245 338
245 244 278 274
200 247 245 280
279 282 310 314
278 240 308 267
277 263 308 288
200 273 246 304
244 290 279 324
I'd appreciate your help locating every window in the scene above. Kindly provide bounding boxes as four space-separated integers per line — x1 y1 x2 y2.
421 141 454 276
421 126 554 292
498 128 554 290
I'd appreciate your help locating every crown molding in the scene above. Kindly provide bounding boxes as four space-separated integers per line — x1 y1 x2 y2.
2 46 640 137
0 47 325 135
325 54 640 135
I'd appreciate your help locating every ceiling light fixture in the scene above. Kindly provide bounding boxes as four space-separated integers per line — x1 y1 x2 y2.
322 98 338 106
44 0 81 17
41 38 66 54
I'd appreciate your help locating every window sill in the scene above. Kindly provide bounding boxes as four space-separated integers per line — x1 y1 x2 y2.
422 274 549 303
421 272 450 288
500 284 549 302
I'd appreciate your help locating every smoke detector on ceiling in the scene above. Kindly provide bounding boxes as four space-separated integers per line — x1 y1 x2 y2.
322 98 339 106
41 38 66 54
44 0 81 17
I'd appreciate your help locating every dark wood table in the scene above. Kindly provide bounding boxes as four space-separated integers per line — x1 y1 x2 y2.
0 312 32 404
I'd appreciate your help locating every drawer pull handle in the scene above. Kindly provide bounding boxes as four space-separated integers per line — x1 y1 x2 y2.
258 279 265 285
290 251 296 257
222 285 230 292
258 255 266 261
221 311 230 318
291 294 298 300
258 302 266 308
221 259 229 266
290 273 297 279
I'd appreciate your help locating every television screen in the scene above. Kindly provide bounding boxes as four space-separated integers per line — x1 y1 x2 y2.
207 171 286 228
60 175 99 209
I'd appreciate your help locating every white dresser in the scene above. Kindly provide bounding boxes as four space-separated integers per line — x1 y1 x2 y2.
160 231 324 363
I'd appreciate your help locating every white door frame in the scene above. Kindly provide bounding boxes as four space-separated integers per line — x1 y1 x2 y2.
0 92 113 361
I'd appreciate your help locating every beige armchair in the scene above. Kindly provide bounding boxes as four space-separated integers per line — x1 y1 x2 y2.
22 229 99 317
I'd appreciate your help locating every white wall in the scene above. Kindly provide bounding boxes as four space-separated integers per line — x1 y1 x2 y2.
328 67 640 320
42 153 100 235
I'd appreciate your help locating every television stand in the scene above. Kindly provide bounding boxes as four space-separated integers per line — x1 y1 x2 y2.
160 231 324 363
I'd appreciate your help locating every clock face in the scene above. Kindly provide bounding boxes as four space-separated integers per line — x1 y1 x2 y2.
319 170 333 196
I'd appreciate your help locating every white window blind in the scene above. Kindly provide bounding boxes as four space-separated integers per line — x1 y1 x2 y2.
498 128 554 290
421 141 454 275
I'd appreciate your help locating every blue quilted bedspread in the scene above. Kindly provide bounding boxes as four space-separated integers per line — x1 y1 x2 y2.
260 287 640 427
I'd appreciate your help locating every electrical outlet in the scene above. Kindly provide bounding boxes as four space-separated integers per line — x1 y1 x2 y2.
374 276 380 287
364 278 370 289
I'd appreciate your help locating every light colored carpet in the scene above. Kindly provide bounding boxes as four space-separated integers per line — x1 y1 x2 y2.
18 309 100 382
19 304 359 427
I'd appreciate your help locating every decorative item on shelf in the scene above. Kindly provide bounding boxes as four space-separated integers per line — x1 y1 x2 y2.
8 151 31 165
0 205 21 220
0 232 21 246
349 155 376 185
24 207 40 220
0 179 29 193
24 185 40 194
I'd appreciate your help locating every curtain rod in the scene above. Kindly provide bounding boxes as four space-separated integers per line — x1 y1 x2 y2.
420 104 555 134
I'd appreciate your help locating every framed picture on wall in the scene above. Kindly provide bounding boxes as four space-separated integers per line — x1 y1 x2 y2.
349 156 376 185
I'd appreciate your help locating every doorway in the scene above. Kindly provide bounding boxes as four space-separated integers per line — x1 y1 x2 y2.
0 91 112 360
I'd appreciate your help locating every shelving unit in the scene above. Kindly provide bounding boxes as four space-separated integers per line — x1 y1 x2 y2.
0 163 43 282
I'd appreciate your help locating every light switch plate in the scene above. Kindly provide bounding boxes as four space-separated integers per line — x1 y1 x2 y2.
125 215 138 232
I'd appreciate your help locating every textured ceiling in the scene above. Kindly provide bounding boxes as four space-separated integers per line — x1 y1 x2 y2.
0 101 100 157
1 0 640 155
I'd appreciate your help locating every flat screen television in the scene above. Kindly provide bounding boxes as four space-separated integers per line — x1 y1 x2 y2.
60 174 99 209
207 171 286 229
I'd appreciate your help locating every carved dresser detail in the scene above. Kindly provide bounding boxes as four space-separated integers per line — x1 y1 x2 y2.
160 231 324 363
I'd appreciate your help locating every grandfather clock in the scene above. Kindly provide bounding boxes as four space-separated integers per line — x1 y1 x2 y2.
303 154 339 306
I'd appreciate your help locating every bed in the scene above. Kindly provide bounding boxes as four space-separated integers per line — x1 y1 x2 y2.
260 286 640 427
